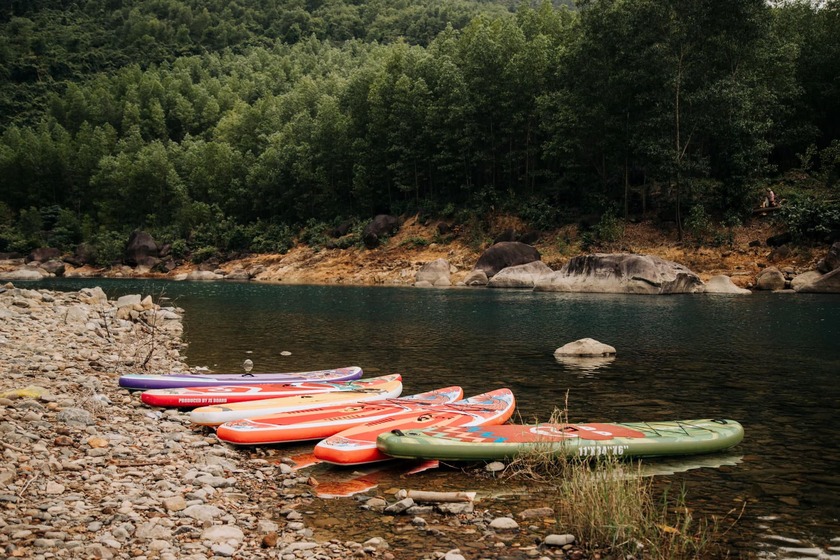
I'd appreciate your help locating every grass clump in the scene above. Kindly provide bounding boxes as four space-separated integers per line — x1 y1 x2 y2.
503 406 739 560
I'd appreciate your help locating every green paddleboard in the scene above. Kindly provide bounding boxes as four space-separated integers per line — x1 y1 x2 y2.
377 418 744 461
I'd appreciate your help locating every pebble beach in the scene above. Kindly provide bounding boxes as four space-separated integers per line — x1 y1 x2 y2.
0 284 583 560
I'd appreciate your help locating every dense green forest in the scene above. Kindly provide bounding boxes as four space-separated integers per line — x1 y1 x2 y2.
1 0 838 265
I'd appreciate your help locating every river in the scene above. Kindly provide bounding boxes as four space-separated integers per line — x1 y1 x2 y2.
26 278 840 558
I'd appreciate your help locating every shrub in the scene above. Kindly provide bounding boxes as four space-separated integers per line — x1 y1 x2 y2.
91 230 125 267
778 194 840 240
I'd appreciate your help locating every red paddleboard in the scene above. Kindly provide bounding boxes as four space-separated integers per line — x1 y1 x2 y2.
216 386 464 445
313 388 515 466
141 376 400 408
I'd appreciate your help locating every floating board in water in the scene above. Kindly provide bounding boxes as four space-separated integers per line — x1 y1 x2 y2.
376 418 744 462
313 388 515 466
190 374 402 426
216 386 464 445
118 366 363 390
141 375 405 408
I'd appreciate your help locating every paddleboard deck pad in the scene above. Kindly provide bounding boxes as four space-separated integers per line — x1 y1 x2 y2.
189 374 402 426
376 418 744 461
119 366 363 390
314 388 515 466
215 386 464 445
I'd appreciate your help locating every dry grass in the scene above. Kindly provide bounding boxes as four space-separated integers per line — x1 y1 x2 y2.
502 405 741 560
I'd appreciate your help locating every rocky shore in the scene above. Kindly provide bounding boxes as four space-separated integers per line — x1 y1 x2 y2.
0 284 585 560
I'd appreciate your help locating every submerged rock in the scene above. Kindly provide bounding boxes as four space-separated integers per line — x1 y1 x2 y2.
554 338 616 357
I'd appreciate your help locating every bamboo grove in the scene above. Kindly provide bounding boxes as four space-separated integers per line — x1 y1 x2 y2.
1 0 838 260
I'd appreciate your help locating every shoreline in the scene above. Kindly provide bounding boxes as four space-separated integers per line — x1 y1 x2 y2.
0 284 588 560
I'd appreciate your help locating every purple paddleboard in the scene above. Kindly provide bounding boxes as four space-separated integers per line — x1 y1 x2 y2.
118 366 363 390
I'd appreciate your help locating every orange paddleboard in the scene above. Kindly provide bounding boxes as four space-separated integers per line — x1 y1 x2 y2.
216 386 464 445
313 388 515 466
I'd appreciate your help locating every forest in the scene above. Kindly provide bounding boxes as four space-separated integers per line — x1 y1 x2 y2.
1 0 838 265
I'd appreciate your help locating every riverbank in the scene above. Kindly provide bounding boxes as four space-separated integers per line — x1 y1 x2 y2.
0 217 821 288
0 285 592 560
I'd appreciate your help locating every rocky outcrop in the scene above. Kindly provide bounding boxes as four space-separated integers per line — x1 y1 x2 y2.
473 242 541 279
26 247 61 263
755 267 786 291
817 242 840 274
703 275 751 294
415 258 451 287
362 215 400 249
795 268 840 293
488 261 553 289
534 253 703 294
124 230 159 267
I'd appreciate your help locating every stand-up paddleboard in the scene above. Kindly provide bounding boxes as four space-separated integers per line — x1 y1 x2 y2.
119 366 363 391
313 388 515 466
190 374 402 426
142 376 400 408
376 418 744 462
216 386 464 445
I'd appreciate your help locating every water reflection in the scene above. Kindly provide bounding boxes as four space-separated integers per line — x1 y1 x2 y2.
554 354 615 373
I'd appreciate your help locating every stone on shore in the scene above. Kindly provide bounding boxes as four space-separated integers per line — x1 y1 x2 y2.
755 267 786 290
415 258 452 287
795 267 840 293
535 253 703 294
703 275 751 294
487 261 553 289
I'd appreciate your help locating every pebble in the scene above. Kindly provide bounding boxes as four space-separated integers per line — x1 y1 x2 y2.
0 284 592 560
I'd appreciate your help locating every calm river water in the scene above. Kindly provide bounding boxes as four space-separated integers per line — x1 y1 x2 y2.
30 278 840 558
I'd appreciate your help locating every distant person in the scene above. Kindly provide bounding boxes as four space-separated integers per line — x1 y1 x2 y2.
762 188 777 208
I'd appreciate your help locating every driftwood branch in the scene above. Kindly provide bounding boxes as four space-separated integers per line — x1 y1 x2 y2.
395 489 476 503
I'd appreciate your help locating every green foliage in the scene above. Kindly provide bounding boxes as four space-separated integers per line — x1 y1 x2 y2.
400 236 430 249
299 219 330 249
0 0 837 261
248 222 294 254
778 194 840 241
91 230 125 267
518 198 558 231
685 205 713 247
593 208 623 244
191 246 219 264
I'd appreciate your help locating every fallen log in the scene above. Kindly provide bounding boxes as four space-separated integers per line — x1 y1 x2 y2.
395 489 476 503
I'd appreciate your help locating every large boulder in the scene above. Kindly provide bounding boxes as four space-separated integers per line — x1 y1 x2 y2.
415 258 451 287
488 261 553 289
124 230 159 266
794 268 840 293
64 243 97 267
817 242 840 274
702 275 751 294
362 215 400 249
473 242 541 279
791 270 823 290
534 253 703 294
40 260 65 276
755 267 786 291
25 247 61 263
463 269 489 286
0 268 47 281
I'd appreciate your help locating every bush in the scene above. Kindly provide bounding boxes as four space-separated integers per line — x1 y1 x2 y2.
191 245 219 264
248 222 294 254
685 204 712 246
91 230 125 267
778 194 840 240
